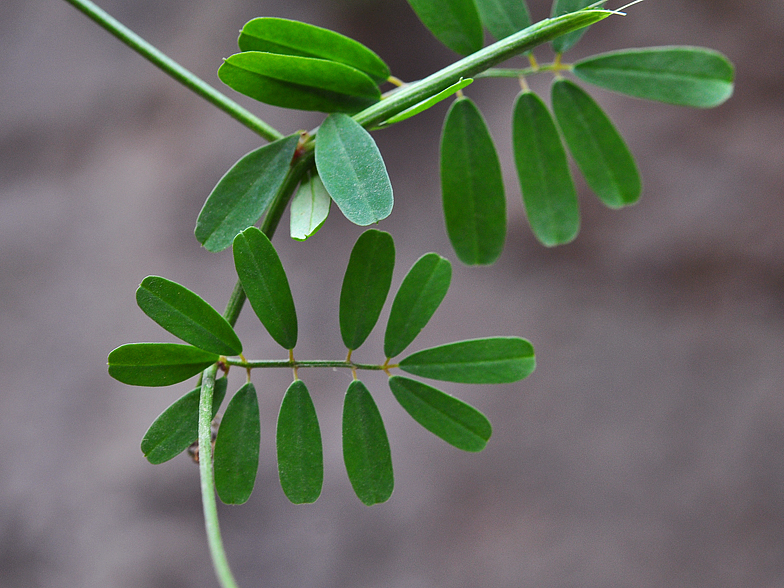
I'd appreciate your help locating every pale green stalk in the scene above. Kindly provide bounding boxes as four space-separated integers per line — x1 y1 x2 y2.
63 0 282 142
198 364 239 588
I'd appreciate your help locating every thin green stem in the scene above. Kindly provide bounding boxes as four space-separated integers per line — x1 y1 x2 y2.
224 358 389 370
195 135 315 588
353 9 610 128
63 0 282 142
475 63 574 79
198 365 240 588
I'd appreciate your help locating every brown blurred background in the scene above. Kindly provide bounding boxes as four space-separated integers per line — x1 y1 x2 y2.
2 1 783 586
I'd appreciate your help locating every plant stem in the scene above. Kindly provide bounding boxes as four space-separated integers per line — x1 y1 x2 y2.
198 144 314 588
475 63 573 79
63 0 283 142
198 364 240 588
224 358 389 370
353 9 610 128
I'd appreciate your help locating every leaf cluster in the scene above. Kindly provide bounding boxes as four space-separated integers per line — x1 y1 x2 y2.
109 229 535 504
103 0 734 510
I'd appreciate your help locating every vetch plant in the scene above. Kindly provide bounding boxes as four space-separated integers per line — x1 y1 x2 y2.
64 0 734 585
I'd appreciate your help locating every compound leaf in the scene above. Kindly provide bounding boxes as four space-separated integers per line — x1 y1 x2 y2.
388 376 491 452
474 0 531 41
290 170 331 241
316 113 393 226
342 380 394 505
551 0 597 54
384 253 452 358
219 52 381 114
512 90 579 246
551 78 641 208
136 276 242 356
108 343 218 387
399 337 536 383
238 17 390 84
276 380 323 504
233 227 298 350
339 230 395 350
195 134 299 252
441 97 506 265
406 0 483 55
572 46 735 108
141 377 228 464
214 382 261 505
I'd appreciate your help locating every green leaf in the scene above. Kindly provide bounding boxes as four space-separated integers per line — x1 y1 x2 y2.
339 229 395 350
141 377 228 464
384 253 452 358
195 134 299 252
315 113 394 226
276 380 323 504
135 276 242 356
379 78 473 127
214 382 261 505
551 78 641 208
233 227 298 350
107 343 218 387
388 376 491 452
218 52 381 114
406 0 483 55
398 337 536 383
290 170 331 241
342 380 394 505
551 0 597 54
440 97 507 265
572 46 735 108
238 17 390 84
512 90 579 246
474 0 531 41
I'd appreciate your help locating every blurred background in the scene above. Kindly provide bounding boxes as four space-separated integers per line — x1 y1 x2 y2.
2 0 783 586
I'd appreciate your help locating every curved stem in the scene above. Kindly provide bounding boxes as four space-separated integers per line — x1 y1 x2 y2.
198 365 240 588
63 0 283 142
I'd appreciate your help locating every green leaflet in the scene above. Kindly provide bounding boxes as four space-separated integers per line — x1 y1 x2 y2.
384 253 452 359
218 52 381 114
238 17 390 84
214 382 261 505
406 0 483 55
440 97 506 265
339 230 395 351
398 337 536 384
342 380 394 505
107 343 218 387
315 113 393 226
141 377 228 464
233 227 298 350
512 90 579 247
379 78 473 127
136 276 242 356
551 79 641 208
388 376 491 452
195 134 299 252
474 0 531 41
290 170 331 241
276 380 323 504
551 0 597 54
572 46 735 108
